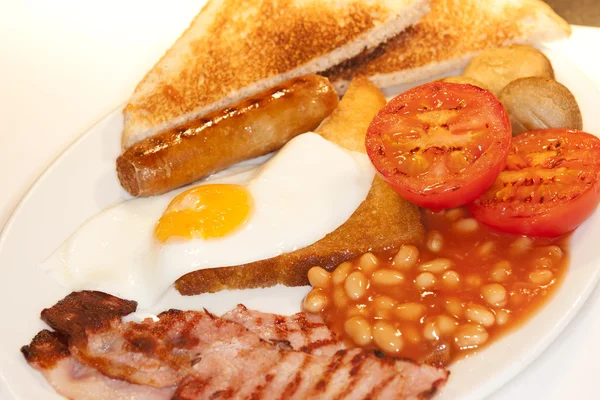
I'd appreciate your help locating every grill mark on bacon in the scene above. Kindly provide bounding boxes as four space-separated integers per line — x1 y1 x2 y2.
334 351 367 399
172 376 212 400
210 388 233 399
274 315 288 342
248 372 276 400
171 313 202 349
280 354 311 399
314 349 348 393
222 305 346 357
300 338 338 353
363 374 397 399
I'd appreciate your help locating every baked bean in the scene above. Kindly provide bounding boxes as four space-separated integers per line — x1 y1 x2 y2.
423 319 441 341
333 287 348 308
395 302 426 321
511 237 533 255
419 258 453 274
543 245 564 261
453 218 479 234
303 289 328 313
373 295 397 311
478 241 495 257
445 208 464 221
481 283 508 307
465 303 495 327
437 315 459 335
424 315 458 341
442 270 461 288
344 271 368 300
415 272 437 289
372 269 405 286
332 262 352 285
529 269 554 285
344 317 372 346
359 252 379 273
393 245 420 270
373 321 403 353
426 231 444 253
444 298 464 318
308 266 331 289
496 309 510 326
534 257 553 269
490 261 512 283
454 324 489 350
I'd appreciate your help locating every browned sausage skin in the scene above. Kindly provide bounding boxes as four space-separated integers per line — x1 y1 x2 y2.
116 75 339 197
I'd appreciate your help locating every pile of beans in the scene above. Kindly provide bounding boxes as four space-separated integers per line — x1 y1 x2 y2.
303 207 569 365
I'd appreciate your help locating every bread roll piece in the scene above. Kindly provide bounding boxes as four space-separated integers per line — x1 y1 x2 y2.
117 75 338 197
463 45 554 95
439 76 489 91
175 76 423 295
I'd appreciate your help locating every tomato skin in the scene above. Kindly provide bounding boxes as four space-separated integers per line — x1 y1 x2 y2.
470 181 600 237
469 129 600 237
365 82 512 211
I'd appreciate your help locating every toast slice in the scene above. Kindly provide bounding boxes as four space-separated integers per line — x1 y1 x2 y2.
175 76 423 295
122 0 431 149
325 0 571 92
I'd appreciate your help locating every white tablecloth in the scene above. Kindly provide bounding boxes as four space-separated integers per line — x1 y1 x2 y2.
1 1 599 398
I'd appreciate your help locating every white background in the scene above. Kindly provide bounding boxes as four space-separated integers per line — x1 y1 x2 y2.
1 1 600 398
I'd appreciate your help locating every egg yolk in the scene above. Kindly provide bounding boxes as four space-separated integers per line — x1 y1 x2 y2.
154 184 253 242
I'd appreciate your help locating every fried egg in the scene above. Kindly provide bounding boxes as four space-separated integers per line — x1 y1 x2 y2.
41 133 375 308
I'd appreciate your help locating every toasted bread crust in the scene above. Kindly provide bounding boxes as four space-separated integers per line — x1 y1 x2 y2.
122 0 430 148
325 0 571 88
175 77 423 295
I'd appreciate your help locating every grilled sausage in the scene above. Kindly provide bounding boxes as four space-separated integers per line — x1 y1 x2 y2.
116 75 339 196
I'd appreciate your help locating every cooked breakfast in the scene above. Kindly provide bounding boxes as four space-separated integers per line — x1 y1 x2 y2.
19 0 600 399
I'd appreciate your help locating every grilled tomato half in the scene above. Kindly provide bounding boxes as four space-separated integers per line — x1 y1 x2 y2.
365 82 512 210
469 128 600 237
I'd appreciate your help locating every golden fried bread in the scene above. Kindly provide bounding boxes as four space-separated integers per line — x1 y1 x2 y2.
316 76 389 153
122 0 431 149
325 0 570 92
175 77 423 295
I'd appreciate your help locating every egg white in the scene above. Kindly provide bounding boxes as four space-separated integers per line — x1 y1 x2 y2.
41 133 375 308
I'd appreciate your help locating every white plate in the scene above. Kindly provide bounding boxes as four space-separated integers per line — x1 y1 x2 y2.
1 48 599 400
